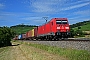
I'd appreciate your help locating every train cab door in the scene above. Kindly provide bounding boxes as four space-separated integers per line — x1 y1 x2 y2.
50 22 54 35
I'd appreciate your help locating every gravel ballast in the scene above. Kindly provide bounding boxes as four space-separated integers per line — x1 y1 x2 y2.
28 41 90 51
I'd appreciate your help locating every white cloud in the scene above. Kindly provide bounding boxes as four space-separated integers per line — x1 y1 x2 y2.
0 12 17 17
0 3 4 9
31 1 56 13
74 10 90 15
69 17 90 25
66 9 90 17
21 16 42 20
28 0 90 14
30 0 71 13
0 4 3 6
61 2 90 11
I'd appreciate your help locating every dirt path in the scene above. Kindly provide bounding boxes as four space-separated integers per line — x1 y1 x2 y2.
0 42 68 60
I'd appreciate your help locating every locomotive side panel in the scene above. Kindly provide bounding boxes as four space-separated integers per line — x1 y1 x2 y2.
45 22 51 35
50 19 57 34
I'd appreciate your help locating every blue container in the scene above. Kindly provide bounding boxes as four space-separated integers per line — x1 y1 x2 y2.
18 34 22 39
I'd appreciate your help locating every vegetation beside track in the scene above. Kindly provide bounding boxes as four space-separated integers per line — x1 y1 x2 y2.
70 20 90 38
0 27 15 47
21 41 90 60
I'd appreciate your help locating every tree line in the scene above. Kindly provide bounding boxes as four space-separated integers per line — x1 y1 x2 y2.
0 26 15 47
10 24 38 28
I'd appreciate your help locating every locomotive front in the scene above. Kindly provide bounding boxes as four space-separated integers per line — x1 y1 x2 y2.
55 18 70 38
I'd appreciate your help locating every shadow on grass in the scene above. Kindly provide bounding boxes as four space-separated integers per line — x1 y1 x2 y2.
0 44 20 48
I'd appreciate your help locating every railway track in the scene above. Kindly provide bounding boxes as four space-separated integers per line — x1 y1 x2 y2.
22 38 90 41
65 38 90 41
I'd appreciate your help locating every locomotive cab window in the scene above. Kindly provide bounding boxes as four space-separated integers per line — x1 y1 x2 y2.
62 20 67 24
56 20 62 24
56 20 67 24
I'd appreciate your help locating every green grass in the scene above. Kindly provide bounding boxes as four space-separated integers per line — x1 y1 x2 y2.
0 47 9 57
0 47 8 53
11 27 35 34
80 23 90 31
24 42 90 60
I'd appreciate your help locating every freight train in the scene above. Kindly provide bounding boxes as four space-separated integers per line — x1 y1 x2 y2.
14 18 70 40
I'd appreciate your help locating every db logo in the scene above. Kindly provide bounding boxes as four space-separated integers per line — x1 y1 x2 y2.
62 26 64 29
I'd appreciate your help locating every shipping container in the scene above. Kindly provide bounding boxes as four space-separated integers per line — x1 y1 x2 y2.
34 27 38 37
32 29 34 37
18 34 22 39
22 34 26 39
26 32 28 38
28 30 32 37
37 26 41 36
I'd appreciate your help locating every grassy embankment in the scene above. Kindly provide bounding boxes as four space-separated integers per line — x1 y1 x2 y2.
20 41 90 60
72 22 90 38
0 47 9 53
73 22 90 31
11 27 34 34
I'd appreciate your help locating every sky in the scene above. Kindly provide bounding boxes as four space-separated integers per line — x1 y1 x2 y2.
0 0 90 27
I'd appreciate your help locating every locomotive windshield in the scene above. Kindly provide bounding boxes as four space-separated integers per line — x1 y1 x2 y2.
56 20 67 24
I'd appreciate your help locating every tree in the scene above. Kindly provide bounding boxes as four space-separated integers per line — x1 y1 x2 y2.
0 27 15 47
75 29 83 36
70 28 75 37
78 26 81 30
70 28 84 37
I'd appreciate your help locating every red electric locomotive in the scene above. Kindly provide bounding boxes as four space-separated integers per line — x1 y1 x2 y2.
37 18 70 40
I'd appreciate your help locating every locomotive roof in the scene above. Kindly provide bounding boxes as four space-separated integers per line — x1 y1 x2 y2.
39 18 68 26
51 18 67 21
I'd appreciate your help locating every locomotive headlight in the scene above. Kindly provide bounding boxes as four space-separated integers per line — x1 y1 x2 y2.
65 27 69 29
57 27 60 29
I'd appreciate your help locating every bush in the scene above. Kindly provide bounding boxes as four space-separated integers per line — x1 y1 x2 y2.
70 28 85 37
0 27 15 47
70 29 76 37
